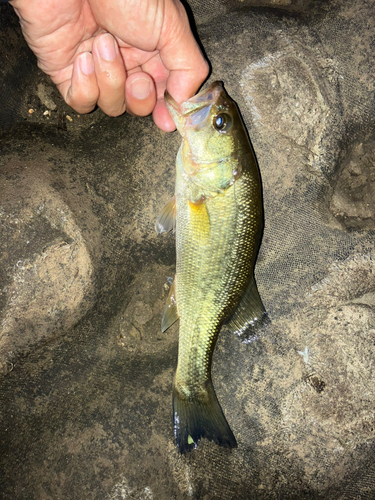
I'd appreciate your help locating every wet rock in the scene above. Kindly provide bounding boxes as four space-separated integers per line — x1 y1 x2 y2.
1 0 375 498
330 136 375 230
0 158 94 374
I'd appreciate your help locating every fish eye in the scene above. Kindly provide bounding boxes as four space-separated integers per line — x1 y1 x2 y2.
213 113 232 132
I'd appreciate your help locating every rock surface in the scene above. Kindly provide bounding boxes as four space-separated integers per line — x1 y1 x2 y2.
0 1 375 499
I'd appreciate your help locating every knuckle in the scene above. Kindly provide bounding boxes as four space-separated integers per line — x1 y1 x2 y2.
67 91 99 115
98 95 126 117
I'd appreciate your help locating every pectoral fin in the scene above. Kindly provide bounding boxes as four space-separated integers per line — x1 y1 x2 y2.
155 196 176 234
161 278 179 332
225 275 269 342
188 197 210 240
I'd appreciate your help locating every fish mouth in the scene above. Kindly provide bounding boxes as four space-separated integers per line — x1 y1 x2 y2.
165 81 224 116
165 81 225 131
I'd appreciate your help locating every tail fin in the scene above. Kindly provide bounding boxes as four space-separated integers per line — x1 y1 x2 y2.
173 381 237 454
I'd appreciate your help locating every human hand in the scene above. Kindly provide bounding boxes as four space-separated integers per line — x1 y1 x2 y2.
9 0 209 131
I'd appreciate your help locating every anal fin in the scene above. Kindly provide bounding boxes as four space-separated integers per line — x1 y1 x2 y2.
225 274 269 343
161 278 179 332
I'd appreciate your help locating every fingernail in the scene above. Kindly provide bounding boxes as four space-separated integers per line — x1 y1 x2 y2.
130 78 151 100
98 33 116 61
79 52 94 76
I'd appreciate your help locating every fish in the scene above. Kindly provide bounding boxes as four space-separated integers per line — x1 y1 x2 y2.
156 81 267 453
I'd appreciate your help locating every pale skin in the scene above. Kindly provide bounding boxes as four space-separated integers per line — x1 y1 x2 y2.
9 0 209 131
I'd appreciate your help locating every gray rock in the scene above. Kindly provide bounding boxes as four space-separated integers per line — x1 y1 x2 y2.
0 1 374 498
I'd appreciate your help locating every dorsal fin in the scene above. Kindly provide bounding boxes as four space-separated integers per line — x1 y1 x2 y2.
161 278 179 332
225 275 269 343
155 196 176 234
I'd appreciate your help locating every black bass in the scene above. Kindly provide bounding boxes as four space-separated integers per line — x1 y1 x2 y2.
156 81 267 453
